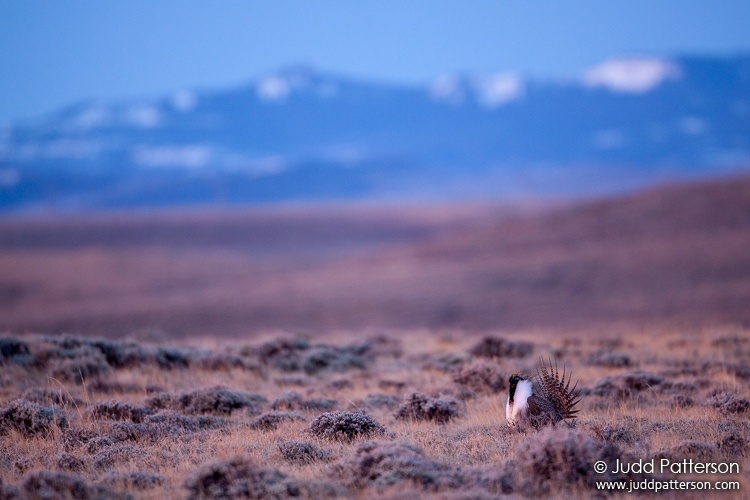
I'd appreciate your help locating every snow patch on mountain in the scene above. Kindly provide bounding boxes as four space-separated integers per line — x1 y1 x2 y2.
133 145 212 169
582 57 681 93
430 73 524 107
257 76 291 101
172 90 198 112
429 75 465 105
473 73 525 108
7 139 103 161
125 105 162 128
74 106 112 129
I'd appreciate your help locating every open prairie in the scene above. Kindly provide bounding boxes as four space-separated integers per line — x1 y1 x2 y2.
1 175 750 337
1 175 750 498
0 328 748 498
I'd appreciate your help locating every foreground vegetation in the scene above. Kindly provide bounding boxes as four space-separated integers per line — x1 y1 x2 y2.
1 328 748 498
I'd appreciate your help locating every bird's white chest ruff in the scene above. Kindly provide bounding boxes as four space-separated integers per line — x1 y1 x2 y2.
506 379 533 424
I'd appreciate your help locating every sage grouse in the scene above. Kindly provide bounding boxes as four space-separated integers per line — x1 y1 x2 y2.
506 358 581 428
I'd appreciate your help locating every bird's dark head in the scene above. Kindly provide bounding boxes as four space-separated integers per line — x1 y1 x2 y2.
508 374 526 402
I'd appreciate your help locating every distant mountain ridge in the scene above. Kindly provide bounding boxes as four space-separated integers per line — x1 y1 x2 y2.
0 54 748 212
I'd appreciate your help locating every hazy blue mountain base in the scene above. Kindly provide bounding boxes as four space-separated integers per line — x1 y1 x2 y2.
0 55 748 212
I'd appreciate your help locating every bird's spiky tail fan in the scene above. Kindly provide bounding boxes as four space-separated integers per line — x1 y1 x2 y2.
537 357 581 420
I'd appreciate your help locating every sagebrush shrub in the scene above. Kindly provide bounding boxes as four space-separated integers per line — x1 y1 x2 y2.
0 399 68 437
256 337 310 371
451 360 507 395
56 453 88 473
108 421 162 443
362 393 401 410
255 338 374 375
48 346 111 384
146 386 268 415
0 337 30 360
145 410 230 433
300 398 338 412
657 441 719 462
513 428 624 495
394 393 461 424
89 400 155 423
22 471 125 500
0 477 20 499
331 440 460 490
154 347 192 369
278 441 330 465
707 391 750 415
271 391 303 410
270 391 337 412
102 471 165 490
22 388 82 408
87 338 150 368
584 421 639 446
185 456 299 499
249 412 304 431
587 372 664 400
470 336 533 359
92 443 150 471
620 372 663 392
23 471 89 499
62 428 99 452
308 411 386 442
301 343 371 375
587 351 632 367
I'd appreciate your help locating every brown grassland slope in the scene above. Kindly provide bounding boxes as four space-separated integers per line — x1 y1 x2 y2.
1 175 750 337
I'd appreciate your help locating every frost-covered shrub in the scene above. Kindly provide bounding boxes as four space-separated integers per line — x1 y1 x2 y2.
56 453 88 473
146 386 268 415
22 388 82 408
0 337 30 360
89 401 155 423
308 411 386 442
48 346 111 384
185 456 299 499
256 337 310 371
707 391 750 415
0 399 68 437
587 351 632 367
394 393 461 424
278 441 330 465
451 360 506 395
249 412 304 431
331 440 460 490
301 343 372 375
362 393 401 410
145 410 230 433
154 347 191 369
270 391 337 412
22 471 124 500
514 428 624 495
470 336 533 359
102 471 164 490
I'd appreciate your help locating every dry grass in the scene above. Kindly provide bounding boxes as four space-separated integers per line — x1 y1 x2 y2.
1 327 748 498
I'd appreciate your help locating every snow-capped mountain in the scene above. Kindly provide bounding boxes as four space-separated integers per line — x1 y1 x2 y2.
1 55 748 211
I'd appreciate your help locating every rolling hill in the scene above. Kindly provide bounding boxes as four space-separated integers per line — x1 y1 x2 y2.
1 175 748 336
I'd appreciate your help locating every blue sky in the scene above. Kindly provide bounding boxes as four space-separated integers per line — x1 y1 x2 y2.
1 1 749 122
